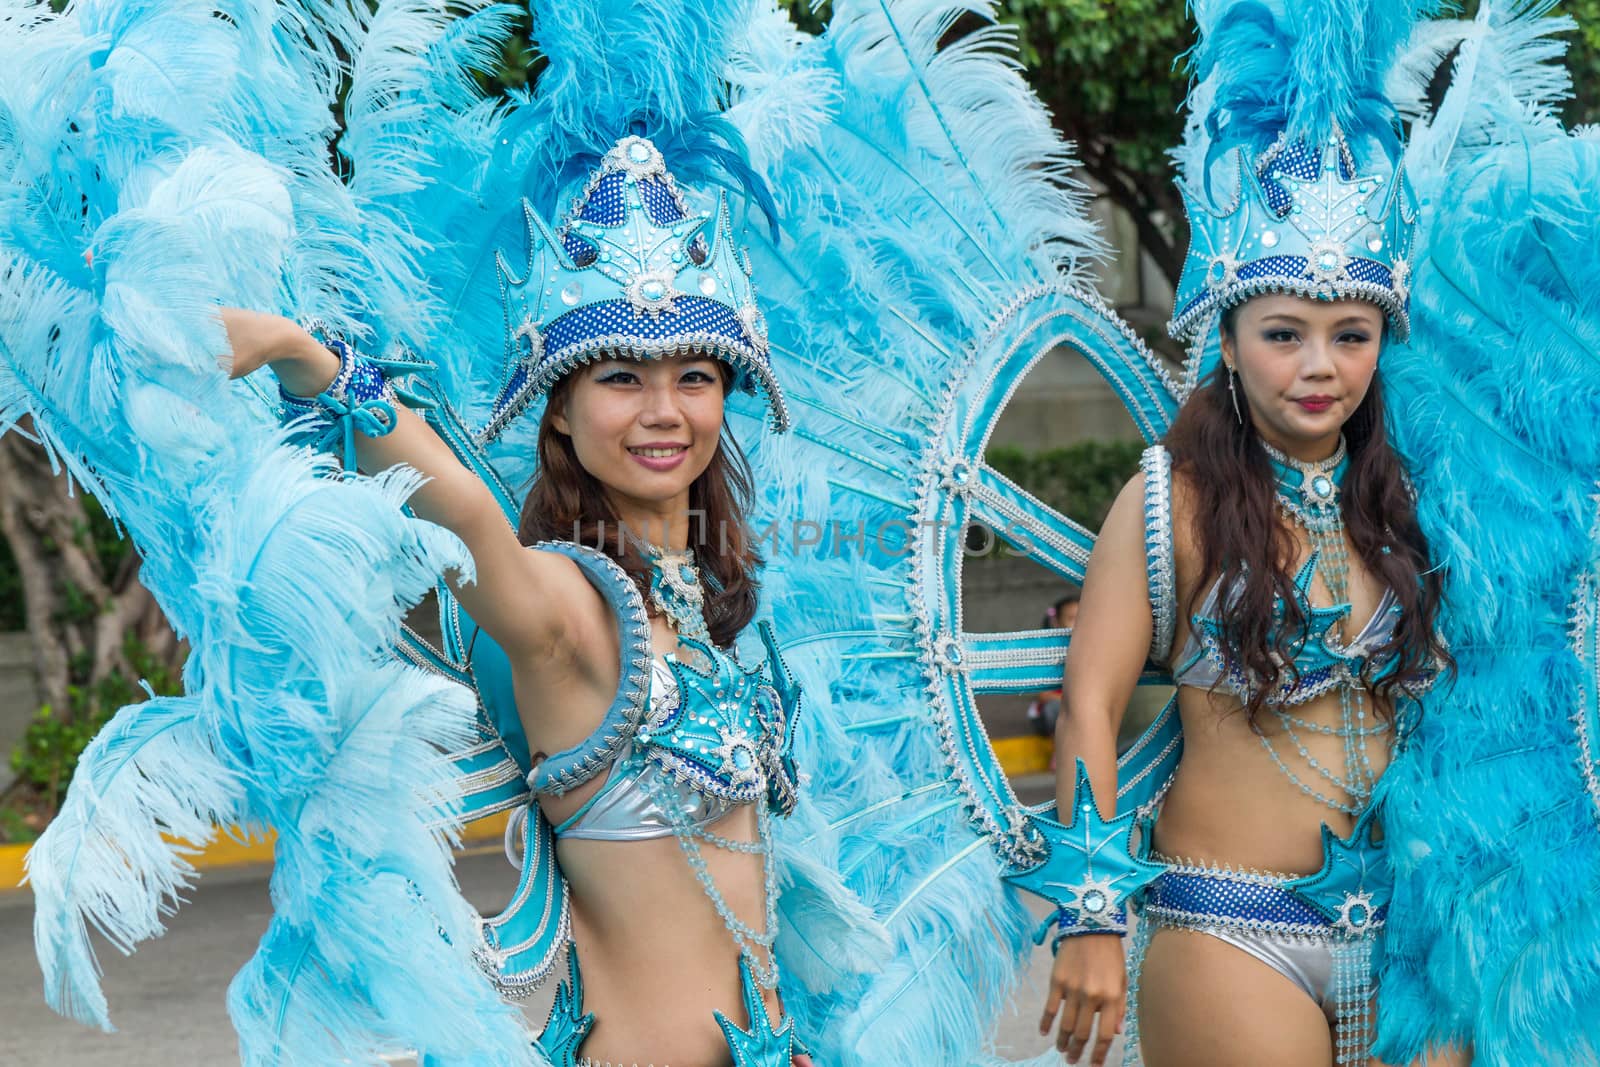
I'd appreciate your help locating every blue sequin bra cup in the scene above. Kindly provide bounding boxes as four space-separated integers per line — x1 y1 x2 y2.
1172 563 1404 704
551 659 740 842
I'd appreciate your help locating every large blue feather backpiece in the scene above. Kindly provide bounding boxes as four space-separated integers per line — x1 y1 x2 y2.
3 0 1178 1061
1376 2 1600 1061
0 0 541 1061
720 3 1179 1062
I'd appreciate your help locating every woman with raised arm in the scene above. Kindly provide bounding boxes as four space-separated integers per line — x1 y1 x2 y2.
1032 4 1462 1065
223 137 809 1067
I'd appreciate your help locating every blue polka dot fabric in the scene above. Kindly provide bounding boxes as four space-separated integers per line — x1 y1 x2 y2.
541 295 750 362
561 230 598 266
1344 258 1391 286
1149 868 1334 932
1258 139 1358 217
638 177 687 225
578 172 627 225
1239 254 1313 282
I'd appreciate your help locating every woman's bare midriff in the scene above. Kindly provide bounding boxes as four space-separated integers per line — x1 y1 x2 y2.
1151 681 1392 876
1155 488 1394 876
536 799 777 1067
514 598 780 1067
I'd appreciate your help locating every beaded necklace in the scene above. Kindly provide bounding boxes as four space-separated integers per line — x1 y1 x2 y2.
1259 437 1388 816
646 545 712 641
641 546 782 990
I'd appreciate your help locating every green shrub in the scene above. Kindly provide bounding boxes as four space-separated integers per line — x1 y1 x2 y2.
4 636 180 839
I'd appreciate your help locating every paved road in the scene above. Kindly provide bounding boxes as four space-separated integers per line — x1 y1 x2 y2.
0 844 1112 1066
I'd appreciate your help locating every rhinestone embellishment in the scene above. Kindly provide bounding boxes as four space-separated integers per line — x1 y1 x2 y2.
626 270 683 319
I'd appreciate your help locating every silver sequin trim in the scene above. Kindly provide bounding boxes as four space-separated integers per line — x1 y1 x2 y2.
1141 446 1178 663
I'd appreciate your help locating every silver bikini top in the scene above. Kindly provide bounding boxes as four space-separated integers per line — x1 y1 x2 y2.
1170 570 1404 704
1142 446 1430 705
552 658 737 841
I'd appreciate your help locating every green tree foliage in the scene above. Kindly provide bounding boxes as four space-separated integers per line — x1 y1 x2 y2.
1567 0 1600 124
1000 0 1194 288
7 638 181 832
0 434 178 841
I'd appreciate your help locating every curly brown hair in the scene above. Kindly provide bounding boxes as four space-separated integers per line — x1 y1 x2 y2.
1163 330 1451 728
516 366 762 648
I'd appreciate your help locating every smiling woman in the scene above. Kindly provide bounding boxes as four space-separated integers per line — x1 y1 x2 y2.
219 135 810 1067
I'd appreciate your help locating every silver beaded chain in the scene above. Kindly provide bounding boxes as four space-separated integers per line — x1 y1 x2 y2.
1258 438 1388 817
637 550 783 991
646 770 783 990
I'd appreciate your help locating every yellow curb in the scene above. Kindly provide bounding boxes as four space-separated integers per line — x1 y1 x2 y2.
993 734 1054 777
1 840 26 894
3 743 1054 893
0 809 515 895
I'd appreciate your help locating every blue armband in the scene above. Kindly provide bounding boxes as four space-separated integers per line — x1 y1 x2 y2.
1045 904 1130 954
279 333 432 471
1004 760 1165 948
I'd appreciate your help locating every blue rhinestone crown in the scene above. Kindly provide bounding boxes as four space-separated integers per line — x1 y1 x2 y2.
1170 128 1418 343
485 136 790 441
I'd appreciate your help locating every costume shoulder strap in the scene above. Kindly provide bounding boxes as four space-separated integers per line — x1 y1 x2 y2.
523 541 654 796
1140 444 1178 665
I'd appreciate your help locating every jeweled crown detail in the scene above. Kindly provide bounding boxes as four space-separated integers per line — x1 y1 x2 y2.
1170 128 1417 342
484 137 789 441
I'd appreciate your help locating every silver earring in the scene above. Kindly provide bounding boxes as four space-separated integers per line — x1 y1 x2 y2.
1227 365 1243 425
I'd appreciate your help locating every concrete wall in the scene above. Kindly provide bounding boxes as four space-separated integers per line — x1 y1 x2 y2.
985 349 1150 450
985 190 1178 453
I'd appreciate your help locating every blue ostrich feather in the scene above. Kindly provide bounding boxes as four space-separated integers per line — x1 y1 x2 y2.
1375 3 1600 1063
2 0 545 1059
722 2 1175 1062
1177 0 1446 190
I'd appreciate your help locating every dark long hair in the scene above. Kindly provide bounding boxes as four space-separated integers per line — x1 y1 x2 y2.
1163 333 1451 727
517 366 761 648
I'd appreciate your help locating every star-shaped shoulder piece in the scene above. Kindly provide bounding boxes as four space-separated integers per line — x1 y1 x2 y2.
1002 760 1166 925
714 957 795 1067
1286 805 1393 937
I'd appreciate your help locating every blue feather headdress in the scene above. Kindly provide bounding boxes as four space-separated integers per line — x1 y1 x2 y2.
1169 0 1440 342
443 0 791 445
485 135 790 441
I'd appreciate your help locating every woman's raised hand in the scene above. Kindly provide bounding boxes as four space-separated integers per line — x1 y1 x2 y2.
1040 932 1126 1065
216 308 335 395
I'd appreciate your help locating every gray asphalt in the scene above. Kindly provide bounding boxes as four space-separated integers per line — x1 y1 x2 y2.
0 842 1109 1066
